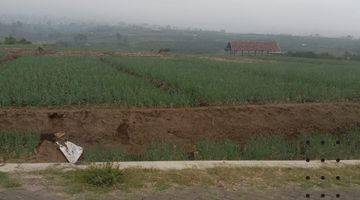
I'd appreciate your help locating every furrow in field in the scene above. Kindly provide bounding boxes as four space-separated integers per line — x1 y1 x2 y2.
0 56 193 107
100 57 209 106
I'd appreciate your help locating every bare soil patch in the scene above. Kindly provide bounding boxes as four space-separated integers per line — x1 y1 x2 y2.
0 103 359 159
2 48 166 58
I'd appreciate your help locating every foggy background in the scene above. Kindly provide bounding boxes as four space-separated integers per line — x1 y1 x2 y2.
1 0 360 37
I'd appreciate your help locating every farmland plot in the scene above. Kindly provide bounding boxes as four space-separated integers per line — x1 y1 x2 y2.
0 49 5 60
0 56 192 107
104 56 360 104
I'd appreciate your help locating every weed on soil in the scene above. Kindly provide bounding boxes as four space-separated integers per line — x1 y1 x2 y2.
38 165 360 195
1 129 359 162
0 130 39 160
0 172 22 188
142 140 188 161
195 139 241 160
84 145 125 162
50 164 123 194
84 130 360 162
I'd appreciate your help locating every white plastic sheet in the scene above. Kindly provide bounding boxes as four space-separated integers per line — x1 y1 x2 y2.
56 141 83 164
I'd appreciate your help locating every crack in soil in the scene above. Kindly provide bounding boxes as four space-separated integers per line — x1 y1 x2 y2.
100 58 209 107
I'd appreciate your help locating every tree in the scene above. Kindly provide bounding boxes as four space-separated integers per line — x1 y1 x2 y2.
4 35 17 45
115 33 122 41
73 34 88 44
18 38 31 44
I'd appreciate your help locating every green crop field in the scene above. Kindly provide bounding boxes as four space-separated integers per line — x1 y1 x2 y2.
0 56 192 107
0 48 5 59
0 55 359 107
104 56 360 104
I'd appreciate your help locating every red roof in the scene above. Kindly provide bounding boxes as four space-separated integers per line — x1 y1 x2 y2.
228 41 281 52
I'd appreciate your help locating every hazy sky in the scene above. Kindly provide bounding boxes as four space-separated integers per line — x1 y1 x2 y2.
1 0 360 36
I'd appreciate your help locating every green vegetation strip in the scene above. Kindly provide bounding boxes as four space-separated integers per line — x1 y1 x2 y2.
0 130 39 160
0 49 4 59
0 172 21 188
0 56 191 107
38 165 360 194
1 130 359 162
104 56 360 104
84 131 360 162
101 58 205 106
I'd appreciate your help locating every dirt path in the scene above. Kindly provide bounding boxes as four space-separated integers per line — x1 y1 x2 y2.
0 189 63 200
137 187 360 200
1 186 359 200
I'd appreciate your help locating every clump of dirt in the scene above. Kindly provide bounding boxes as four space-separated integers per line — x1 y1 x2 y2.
1 54 19 62
35 140 67 163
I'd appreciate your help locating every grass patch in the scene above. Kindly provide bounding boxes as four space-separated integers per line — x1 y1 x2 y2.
142 140 187 161
84 145 125 162
195 139 241 160
0 172 22 188
300 131 360 160
241 134 300 160
83 130 360 162
0 130 40 160
56 164 123 194
41 165 360 195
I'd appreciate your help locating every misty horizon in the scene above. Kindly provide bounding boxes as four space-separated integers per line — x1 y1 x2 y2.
1 0 360 37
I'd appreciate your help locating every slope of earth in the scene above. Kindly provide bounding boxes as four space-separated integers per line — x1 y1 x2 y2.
0 103 359 153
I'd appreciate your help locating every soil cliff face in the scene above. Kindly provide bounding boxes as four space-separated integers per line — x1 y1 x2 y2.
1 103 359 152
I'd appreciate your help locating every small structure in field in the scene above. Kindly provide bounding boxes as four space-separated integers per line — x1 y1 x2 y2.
225 40 281 56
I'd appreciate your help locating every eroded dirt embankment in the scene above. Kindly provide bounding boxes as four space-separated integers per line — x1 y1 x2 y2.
1 103 360 153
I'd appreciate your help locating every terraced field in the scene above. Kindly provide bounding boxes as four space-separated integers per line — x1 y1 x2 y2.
0 50 359 162
0 48 5 60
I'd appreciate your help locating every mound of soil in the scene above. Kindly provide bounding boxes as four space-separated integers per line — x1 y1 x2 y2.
1 103 360 155
35 140 67 162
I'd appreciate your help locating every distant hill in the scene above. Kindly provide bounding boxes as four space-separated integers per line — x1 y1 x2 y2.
0 21 359 55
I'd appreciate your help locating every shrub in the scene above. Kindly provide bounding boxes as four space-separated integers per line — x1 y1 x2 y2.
71 165 123 188
3 35 31 45
3 36 17 45
18 38 31 44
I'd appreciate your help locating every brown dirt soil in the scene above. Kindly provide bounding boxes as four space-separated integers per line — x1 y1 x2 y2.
34 140 67 163
195 55 278 64
1 103 360 156
2 48 165 58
